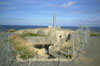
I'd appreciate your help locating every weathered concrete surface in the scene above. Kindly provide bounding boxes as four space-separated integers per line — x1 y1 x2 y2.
25 37 51 45
14 28 73 44
13 28 74 60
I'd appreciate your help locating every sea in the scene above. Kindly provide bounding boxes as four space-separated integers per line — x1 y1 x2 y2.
0 25 100 32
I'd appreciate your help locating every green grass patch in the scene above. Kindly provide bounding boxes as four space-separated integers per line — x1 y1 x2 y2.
4 38 8 42
90 32 100 36
19 47 34 59
21 33 45 37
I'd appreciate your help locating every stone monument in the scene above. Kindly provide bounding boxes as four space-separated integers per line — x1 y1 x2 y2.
53 12 56 28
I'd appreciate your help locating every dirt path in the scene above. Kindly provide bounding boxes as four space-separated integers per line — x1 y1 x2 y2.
76 36 100 66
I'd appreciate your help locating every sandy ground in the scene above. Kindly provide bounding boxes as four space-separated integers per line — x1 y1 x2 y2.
0 32 100 66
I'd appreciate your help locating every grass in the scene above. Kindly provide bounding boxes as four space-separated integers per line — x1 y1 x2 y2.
10 32 45 59
62 46 72 52
90 32 100 36
21 33 45 37
61 46 73 59
10 35 35 59
4 38 8 42
19 47 34 59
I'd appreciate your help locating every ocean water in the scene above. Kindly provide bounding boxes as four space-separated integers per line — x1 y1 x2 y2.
0 25 100 32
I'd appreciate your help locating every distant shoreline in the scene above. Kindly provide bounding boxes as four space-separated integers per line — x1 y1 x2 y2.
0 25 100 32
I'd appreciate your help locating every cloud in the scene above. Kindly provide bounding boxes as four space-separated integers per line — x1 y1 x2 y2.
61 1 76 8
48 1 76 8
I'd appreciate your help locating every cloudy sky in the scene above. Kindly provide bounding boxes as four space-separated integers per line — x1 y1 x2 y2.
0 0 100 27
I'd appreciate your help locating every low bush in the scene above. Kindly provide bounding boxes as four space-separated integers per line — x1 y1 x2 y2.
8 29 15 32
90 32 100 36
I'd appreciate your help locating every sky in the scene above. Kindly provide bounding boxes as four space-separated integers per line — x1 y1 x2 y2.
0 0 100 27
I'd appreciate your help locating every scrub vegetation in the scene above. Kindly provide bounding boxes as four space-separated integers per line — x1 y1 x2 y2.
10 35 35 59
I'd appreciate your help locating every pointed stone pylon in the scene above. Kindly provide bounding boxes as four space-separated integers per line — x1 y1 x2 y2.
53 12 56 28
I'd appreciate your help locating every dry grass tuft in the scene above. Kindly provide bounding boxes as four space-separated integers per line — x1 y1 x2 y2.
10 35 35 59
